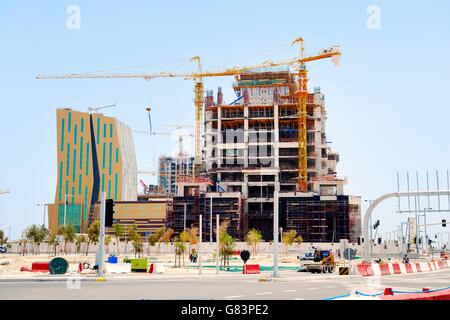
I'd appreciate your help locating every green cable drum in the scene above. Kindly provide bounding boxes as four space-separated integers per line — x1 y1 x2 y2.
49 257 69 275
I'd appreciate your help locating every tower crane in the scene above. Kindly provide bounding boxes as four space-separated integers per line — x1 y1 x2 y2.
87 103 116 113
36 36 341 192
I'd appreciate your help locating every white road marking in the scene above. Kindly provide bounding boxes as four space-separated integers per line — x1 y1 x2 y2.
294 298 305 300
282 289 298 293
325 286 337 288
306 287 318 290
256 292 273 295
224 295 245 299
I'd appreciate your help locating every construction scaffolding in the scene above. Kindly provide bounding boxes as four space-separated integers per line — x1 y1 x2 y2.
166 193 246 240
282 196 350 243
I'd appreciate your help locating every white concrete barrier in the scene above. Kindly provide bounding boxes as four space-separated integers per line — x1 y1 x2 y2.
411 263 418 273
105 262 131 274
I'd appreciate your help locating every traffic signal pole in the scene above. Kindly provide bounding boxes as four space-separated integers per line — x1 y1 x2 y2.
95 191 106 277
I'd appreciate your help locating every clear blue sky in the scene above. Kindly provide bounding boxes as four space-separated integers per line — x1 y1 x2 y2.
1 0 450 241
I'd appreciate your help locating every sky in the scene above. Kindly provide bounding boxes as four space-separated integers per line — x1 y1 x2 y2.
1 0 450 242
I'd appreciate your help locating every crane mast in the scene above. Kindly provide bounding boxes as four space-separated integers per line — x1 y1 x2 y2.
36 37 341 190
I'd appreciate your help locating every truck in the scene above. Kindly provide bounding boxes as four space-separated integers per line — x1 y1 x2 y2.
300 249 336 273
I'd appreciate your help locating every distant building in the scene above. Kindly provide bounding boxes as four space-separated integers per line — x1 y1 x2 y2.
91 200 168 238
158 155 194 195
48 108 137 234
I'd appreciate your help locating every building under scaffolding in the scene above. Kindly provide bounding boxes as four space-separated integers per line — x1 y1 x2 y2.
280 195 360 243
166 192 246 241
165 67 361 242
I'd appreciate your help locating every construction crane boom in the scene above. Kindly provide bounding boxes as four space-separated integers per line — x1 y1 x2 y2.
36 37 341 190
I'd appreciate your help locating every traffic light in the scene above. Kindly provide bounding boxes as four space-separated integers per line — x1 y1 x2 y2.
442 219 447 227
418 238 422 244
413 237 417 244
373 220 380 229
428 239 432 246
377 237 382 244
105 199 115 227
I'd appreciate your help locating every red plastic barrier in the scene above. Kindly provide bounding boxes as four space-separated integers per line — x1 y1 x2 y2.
405 263 413 273
365 264 374 276
392 263 401 274
357 264 368 276
20 266 32 272
243 264 260 274
380 264 390 275
231 250 241 256
31 262 49 272
438 261 445 269
381 289 450 300
415 263 422 273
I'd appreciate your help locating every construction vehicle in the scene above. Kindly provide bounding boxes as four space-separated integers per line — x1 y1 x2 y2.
36 36 341 192
300 249 336 273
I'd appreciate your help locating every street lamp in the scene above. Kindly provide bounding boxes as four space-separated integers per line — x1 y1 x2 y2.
63 194 76 226
37 203 49 227
365 200 374 242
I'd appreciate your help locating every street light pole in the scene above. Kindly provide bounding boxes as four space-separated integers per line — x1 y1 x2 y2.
63 195 75 226
273 184 280 278
210 197 213 243
183 202 187 230
37 203 48 227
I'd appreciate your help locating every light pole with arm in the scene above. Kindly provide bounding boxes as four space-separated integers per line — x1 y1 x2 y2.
63 195 76 226
37 203 49 227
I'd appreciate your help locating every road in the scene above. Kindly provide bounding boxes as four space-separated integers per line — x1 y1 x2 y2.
1 269 449 300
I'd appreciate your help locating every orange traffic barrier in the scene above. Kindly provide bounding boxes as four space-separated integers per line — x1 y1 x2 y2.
392 263 401 274
405 263 413 273
415 263 422 272
31 262 49 272
243 264 260 274
380 264 390 275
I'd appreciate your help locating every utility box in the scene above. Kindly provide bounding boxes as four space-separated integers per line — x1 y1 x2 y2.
123 258 148 272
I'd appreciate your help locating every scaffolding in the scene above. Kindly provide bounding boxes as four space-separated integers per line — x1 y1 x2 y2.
167 193 246 240
283 196 350 242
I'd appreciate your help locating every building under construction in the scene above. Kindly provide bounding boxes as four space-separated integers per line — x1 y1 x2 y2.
165 67 361 242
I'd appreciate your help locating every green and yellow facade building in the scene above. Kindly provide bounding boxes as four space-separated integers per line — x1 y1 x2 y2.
48 108 137 234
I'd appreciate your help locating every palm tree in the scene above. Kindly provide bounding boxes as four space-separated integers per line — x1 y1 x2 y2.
126 224 138 255
154 227 165 255
147 233 158 256
75 234 86 254
173 236 186 267
60 223 76 254
179 230 189 261
113 224 124 255
86 220 100 256
161 228 174 253
48 234 58 256
105 235 112 255
246 228 262 257
282 230 298 256
0 230 6 245
188 227 199 254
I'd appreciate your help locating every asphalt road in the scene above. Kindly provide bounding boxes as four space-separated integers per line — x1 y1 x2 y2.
1 269 449 300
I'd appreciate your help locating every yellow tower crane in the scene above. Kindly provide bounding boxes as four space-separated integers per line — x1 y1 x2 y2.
36 37 341 192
